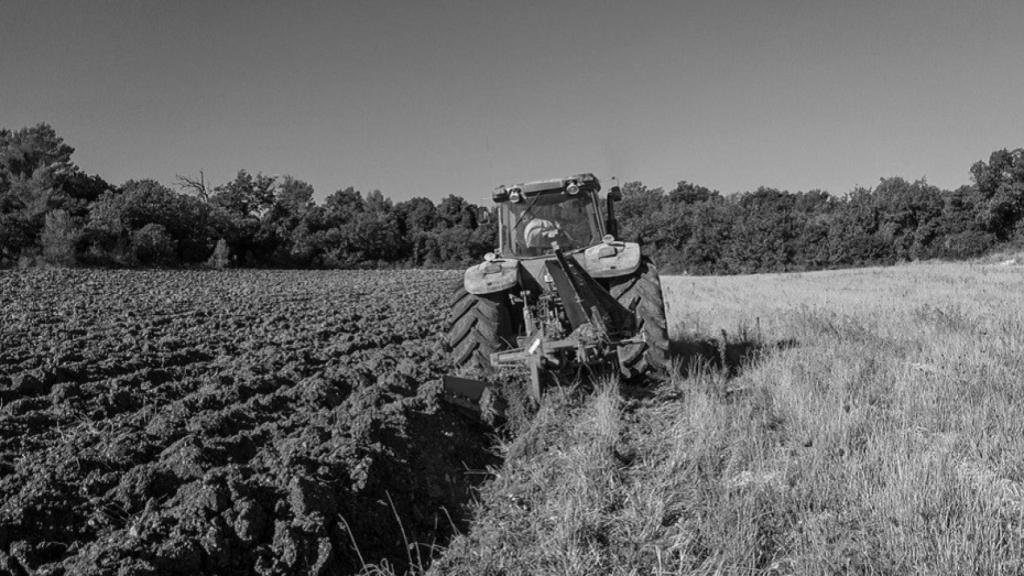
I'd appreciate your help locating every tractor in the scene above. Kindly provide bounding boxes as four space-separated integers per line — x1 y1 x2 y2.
443 173 669 419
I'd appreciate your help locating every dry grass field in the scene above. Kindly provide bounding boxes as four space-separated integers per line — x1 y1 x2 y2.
434 261 1024 575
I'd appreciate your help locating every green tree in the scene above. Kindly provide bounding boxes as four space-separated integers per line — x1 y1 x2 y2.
0 123 75 184
668 180 718 204
211 170 276 218
438 195 477 229
272 176 315 221
396 197 440 264
396 197 439 232
83 180 217 264
617 181 667 245
971 149 1024 239
324 187 365 224
365 189 392 214
131 223 177 266
40 209 80 265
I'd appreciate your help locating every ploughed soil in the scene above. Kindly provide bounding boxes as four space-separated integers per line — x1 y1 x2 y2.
0 269 497 576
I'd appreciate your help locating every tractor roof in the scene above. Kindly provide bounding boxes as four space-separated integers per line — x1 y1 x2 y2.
492 173 600 203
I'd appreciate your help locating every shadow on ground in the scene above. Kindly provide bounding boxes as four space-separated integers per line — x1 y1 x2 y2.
670 334 799 378
340 404 502 573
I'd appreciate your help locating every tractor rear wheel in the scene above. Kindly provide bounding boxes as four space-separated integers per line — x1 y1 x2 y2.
610 257 670 380
446 285 517 374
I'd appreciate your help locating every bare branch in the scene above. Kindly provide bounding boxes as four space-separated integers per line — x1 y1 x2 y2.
175 171 210 202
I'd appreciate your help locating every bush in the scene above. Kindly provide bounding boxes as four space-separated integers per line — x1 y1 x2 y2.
131 223 177 266
40 209 79 265
939 230 996 260
207 238 231 269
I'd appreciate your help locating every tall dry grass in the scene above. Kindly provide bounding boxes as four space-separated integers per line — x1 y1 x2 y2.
429 260 1024 575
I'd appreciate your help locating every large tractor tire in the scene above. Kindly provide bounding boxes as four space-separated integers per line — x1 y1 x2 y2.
610 257 670 380
446 285 517 374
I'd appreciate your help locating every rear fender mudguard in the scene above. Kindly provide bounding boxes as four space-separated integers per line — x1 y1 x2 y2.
464 259 521 295
576 241 641 279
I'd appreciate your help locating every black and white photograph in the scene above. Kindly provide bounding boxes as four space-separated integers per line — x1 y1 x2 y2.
2 1 1024 574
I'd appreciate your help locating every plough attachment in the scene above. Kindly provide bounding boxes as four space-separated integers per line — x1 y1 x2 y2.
441 375 508 423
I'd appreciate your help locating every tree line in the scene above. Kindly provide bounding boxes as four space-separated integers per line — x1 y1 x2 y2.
621 161 1022 274
1 123 1022 274
0 124 495 269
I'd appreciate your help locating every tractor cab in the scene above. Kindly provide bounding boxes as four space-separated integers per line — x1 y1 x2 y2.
492 174 619 258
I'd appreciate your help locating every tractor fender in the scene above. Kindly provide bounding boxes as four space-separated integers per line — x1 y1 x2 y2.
464 259 521 295
575 241 642 279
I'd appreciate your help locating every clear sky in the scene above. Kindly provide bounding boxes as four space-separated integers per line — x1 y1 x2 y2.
4 0 1023 203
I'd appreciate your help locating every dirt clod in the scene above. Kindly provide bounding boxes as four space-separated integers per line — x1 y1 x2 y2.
0 269 497 575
